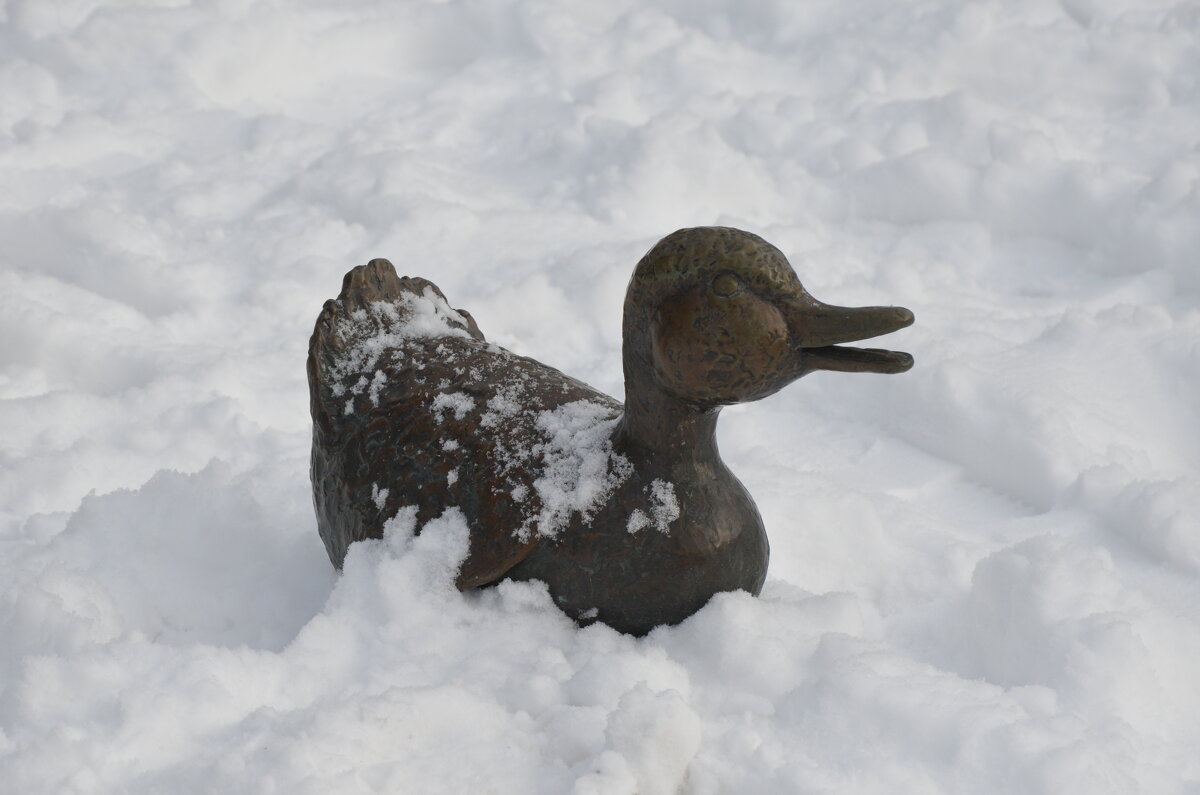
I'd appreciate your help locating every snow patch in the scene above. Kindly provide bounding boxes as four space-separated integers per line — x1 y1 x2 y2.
480 386 524 428
371 483 389 510
367 369 387 407
628 479 680 535
327 288 474 414
524 400 631 540
431 391 476 422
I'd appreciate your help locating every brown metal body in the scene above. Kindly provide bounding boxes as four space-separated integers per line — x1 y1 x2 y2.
308 227 914 635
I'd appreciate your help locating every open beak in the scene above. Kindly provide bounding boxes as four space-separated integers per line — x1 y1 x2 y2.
789 300 914 374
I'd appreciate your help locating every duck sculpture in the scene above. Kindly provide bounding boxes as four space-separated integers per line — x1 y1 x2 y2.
308 226 914 636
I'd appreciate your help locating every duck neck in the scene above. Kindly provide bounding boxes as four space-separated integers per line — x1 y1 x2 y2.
614 369 722 465
616 299 726 468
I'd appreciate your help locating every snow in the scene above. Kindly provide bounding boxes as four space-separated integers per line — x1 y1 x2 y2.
431 390 477 422
327 289 475 413
370 483 389 510
528 399 632 540
628 479 680 535
2 0 1199 793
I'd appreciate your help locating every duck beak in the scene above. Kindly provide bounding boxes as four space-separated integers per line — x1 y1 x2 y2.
789 299 915 374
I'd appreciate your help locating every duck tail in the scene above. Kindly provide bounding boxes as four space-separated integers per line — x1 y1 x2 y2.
307 259 484 433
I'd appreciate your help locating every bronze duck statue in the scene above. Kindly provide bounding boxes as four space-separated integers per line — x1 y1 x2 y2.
308 226 914 636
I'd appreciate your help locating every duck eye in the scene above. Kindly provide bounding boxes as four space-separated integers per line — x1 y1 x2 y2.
711 272 742 297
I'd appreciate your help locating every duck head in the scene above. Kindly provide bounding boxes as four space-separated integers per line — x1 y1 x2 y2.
623 227 914 409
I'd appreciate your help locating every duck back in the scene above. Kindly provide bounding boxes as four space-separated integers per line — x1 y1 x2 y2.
307 260 630 587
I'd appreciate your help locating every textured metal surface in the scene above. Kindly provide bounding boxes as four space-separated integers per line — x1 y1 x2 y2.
308 227 914 635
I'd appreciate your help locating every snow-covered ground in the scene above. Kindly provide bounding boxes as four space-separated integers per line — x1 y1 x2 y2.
3 1 1199 792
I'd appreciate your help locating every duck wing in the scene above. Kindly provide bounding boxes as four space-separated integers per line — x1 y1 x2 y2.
308 260 626 589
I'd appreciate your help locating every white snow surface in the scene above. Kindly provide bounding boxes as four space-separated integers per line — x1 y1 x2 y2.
2 1 1199 793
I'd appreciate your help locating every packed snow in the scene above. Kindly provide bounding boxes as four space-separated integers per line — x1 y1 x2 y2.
2 0 1199 793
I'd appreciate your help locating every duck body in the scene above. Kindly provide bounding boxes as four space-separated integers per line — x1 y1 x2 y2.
504 427 770 635
309 227 914 636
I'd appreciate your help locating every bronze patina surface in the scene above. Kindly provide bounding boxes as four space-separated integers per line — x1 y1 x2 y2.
308 227 914 636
